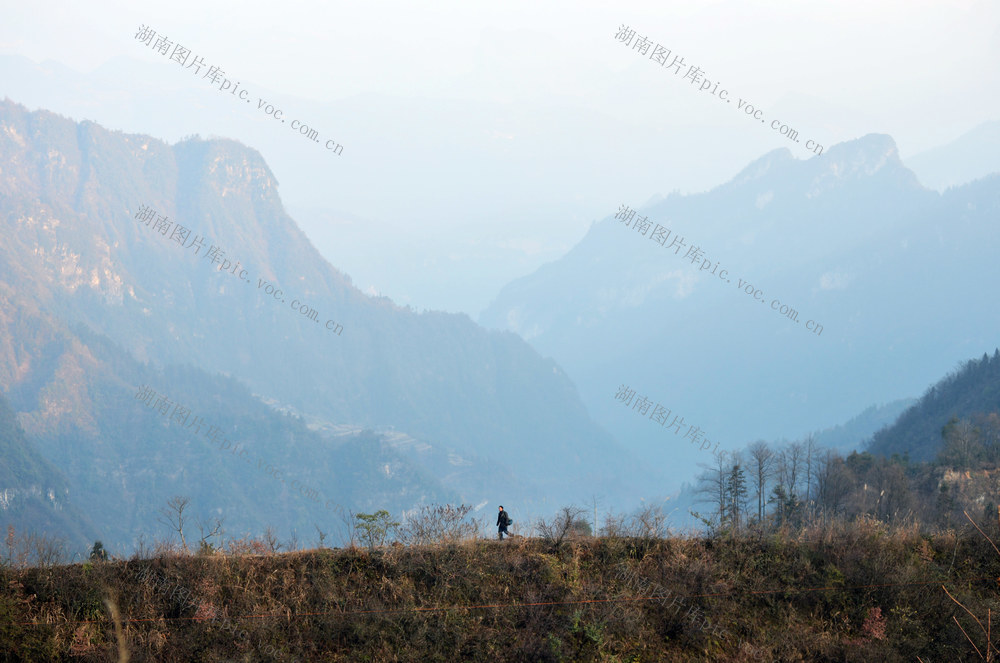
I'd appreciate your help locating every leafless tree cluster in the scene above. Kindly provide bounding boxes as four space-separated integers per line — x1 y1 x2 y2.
938 413 1000 468
153 495 306 555
3 524 69 569
694 433 928 534
157 495 190 550
157 495 226 554
398 504 479 545
535 505 591 546
599 503 672 538
223 528 289 556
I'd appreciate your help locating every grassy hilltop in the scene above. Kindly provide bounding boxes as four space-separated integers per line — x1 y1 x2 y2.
3 520 999 662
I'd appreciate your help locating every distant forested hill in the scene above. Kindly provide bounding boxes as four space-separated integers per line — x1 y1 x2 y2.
0 98 649 552
867 350 1000 461
0 281 460 551
479 132 1000 483
0 386 93 550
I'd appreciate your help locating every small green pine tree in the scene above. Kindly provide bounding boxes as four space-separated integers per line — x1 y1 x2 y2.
89 541 108 562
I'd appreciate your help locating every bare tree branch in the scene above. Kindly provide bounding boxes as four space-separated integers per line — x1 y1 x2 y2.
157 495 190 552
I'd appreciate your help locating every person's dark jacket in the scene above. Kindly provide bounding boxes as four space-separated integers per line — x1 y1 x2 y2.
497 510 510 528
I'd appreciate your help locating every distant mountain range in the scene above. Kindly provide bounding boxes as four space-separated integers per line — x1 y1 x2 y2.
813 398 915 455
0 244 459 551
3 93 997 553
7 52 995 317
905 121 1000 192
480 133 1000 480
0 99 650 551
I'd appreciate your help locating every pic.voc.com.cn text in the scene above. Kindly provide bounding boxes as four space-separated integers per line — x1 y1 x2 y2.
612 564 731 642
615 383 726 462
133 566 296 662
133 24 343 156
134 384 339 513
614 204 824 338
613 24 823 156
133 203 344 338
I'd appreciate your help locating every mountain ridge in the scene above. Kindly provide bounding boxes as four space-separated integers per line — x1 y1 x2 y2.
0 99 653 548
479 132 1000 483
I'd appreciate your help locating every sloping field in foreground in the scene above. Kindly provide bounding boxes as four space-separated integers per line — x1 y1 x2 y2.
2 523 995 662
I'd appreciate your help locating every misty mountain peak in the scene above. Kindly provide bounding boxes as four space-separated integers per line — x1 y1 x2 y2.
727 134 908 197
820 133 902 176
801 133 919 199
731 147 795 185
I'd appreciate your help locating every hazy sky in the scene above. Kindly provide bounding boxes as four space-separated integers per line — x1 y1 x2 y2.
3 0 999 313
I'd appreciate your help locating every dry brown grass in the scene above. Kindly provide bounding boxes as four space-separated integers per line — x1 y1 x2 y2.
3 523 999 661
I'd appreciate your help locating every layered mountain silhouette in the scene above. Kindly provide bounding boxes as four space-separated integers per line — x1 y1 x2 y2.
905 121 1000 192
480 134 1000 480
0 99 648 550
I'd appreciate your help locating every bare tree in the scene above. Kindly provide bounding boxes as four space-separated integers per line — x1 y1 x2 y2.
774 442 805 504
536 505 588 547
815 450 853 522
399 504 479 545
157 495 190 552
599 509 629 537
196 516 225 554
748 441 775 523
315 524 328 548
940 418 982 468
979 413 1000 452
693 451 735 530
332 506 358 549
967 412 1000 467
868 458 912 522
787 441 805 498
262 526 283 554
585 494 604 537
29 532 67 568
629 503 670 539
803 434 820 505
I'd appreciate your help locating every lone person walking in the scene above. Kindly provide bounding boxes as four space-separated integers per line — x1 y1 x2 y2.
497 505 511 540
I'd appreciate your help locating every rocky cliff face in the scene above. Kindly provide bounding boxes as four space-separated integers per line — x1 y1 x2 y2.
0 99 650 549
